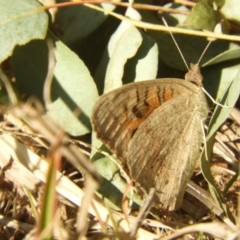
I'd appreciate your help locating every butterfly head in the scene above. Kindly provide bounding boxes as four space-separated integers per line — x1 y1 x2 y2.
185 63 203 87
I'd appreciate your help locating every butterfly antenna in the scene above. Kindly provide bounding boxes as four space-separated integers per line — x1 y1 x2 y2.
198 21 223 64
162 18 222 68
162 17 189 71
197 40 212 65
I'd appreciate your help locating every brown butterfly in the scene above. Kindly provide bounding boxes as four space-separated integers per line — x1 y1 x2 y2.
91 63 208 210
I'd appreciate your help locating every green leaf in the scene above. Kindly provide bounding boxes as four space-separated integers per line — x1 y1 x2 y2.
92 155 128 209
57 4 116 45
12 39 48 101
91 147 142 209
158 3 188 26
94 8 158 94
104 26 143 92
203 43 240 66
221 0 240 25
123 31 158 84
201 135 236 224
185 0 219 31
93 7 141 93
91 130 142 209
202 60 240 101
207 67 240 139
12 33 98 136
47 36 99 136
0 0 48 62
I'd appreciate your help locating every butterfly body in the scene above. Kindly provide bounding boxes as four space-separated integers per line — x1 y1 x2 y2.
92 64 208 210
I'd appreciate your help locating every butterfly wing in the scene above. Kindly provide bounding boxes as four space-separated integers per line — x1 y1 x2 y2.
92 79 208 210
127 89 207 210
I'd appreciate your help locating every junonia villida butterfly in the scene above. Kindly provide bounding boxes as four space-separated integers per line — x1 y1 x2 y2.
91 54 209 211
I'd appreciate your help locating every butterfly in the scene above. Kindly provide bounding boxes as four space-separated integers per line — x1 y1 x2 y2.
91 63 209 211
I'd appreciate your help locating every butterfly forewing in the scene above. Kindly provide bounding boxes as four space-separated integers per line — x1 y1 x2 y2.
93 79 190 162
